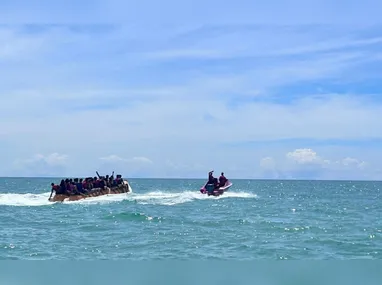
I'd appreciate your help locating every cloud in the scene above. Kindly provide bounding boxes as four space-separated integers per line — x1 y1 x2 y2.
1 2 382 179
260 148 373 180
286 148 330 165
335 157 367 170
100 155 153 164
98 155 154 178
12 153 68 177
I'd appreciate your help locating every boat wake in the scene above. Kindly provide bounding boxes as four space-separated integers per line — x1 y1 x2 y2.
125 190 258 206
0 190 257 207
0 192 53 207
0 192 130 207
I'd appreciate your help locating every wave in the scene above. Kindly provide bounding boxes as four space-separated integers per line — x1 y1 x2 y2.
0 190 258 207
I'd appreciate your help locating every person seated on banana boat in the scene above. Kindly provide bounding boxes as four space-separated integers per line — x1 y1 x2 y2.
68 179 77 195
71 179 80 194
59 179 67 194
84 177 94 190
93 176 100 188
75 178 88 194
82 178 89 191
98 176 107 189
49 182 62 199
65 179 72 193
115 174 124 185
219 172 228 187
108 176 114 187
109 172 115 186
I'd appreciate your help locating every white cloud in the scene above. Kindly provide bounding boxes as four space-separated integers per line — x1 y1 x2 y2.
100 155 153 164
14 153 68 166
12 153 69 177
99 155 126 162
260 148 377 180
131 157 154 164
97 155 154 178
336 157 367 170
286 148 330 165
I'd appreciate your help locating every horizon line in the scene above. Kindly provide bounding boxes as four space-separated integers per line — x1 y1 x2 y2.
0 176 380 183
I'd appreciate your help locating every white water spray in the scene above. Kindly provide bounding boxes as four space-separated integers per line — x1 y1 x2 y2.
0 190 257 207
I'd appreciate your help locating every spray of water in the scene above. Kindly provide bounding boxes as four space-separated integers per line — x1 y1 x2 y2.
0 190 258 207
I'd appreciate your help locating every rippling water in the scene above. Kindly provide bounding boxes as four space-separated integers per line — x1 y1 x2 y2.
0 177 381 260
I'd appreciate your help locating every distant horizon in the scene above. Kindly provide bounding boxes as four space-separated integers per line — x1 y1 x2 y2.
0 176 381 183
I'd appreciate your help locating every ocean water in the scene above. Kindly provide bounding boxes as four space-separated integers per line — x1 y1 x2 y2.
0 177 381 260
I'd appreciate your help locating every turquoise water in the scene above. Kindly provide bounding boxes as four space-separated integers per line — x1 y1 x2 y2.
0 177 381 260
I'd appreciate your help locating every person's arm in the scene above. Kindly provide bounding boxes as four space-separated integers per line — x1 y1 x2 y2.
49 188 54 199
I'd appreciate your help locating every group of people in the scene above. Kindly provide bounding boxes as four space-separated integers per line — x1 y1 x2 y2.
207 170 228 189
50 171 124 198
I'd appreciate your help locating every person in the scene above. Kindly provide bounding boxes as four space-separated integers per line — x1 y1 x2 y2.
208 171 215 184
219 172 227 187
76 178 85 193
213 177 219 189
49 182 61 199
99 177 106 189
93 176 100 188
59 179 66 194
116 174 123 185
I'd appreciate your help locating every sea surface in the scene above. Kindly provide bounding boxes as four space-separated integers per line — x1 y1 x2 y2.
0 177 381 260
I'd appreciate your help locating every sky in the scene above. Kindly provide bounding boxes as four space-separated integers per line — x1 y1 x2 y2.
1 0 382 180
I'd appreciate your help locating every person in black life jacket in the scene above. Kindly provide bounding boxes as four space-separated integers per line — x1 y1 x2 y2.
219 172 227 187
208 171 215 184
99 177 106 189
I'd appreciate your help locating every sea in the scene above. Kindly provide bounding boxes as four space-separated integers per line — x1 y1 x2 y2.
0 177 381 261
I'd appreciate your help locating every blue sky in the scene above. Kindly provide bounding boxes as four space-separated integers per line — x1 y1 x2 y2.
1 0 382 179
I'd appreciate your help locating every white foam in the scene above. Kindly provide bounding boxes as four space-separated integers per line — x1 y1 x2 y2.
0 192 53 207
0 190 257 207
0 191 130 207
67 193 130 205
124 190 258 206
